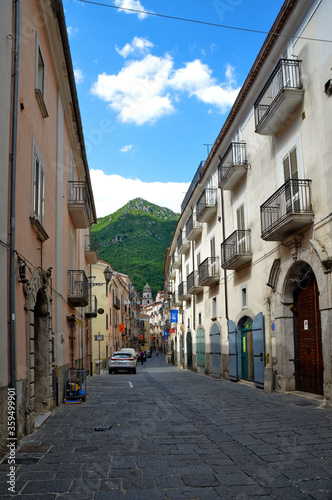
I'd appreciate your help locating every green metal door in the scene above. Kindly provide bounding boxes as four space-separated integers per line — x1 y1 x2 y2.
187 331 193 370
196 328 205 371
240 320 253 381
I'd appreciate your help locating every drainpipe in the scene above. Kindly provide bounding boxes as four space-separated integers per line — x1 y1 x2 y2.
220 187 229 321
9 0 20 393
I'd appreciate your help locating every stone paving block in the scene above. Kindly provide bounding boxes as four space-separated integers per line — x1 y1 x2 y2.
21 479 71 494
181 474 220 488
99 478 122 491
165 486 221 499
123 489 166 500
108 468 142 478
215 470 257 486
215 483 268 498
121 477 155 491
170 465 214 476
111 457 137 469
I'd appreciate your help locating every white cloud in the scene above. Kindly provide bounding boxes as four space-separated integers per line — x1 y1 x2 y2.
74 67 84 84
120 144 134 152
91 54 175 125
91 51 240 125
67 26 78 38
116 37 154 58
90 169 189 217
114 0 149 20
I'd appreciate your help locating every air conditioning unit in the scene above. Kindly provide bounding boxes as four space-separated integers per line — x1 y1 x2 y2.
325 79 332 95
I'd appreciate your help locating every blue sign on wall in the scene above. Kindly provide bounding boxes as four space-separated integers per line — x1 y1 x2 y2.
163 330 168 340
171 310 178 323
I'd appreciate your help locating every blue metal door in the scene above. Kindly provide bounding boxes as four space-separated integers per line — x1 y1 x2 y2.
228 320 237 381
252 312 265 388
210 324 221 378
196 328 205 372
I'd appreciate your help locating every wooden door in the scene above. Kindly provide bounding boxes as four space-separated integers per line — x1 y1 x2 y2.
295 274 323 395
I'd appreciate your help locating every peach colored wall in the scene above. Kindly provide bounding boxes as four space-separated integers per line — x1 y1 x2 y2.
15 0 92 377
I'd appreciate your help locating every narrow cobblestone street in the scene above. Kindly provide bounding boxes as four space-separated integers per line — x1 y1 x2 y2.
1 353 332 499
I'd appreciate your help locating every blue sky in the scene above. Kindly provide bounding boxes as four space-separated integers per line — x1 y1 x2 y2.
64 0 285 216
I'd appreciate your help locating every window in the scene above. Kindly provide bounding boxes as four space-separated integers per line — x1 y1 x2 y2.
35 35 48 117
106 313 109 329
212 297 217 319
37 47 45 96
242 287 247 309
33 148 45 225
198 313 201 324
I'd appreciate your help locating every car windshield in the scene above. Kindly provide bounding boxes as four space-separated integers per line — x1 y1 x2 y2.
112 353 131 358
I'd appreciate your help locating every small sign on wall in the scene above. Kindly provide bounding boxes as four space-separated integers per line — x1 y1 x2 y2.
304 320 308 330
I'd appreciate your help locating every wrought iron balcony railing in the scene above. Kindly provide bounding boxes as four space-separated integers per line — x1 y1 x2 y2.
221 230 252 270
68 270 89 307
177 231 190 254
260 178 314 241
198 257 219 286
85 235 99 264
186 212 202 241
178 281 190 301
254 59 304 135
181 161 205 213
85 295 97 318
68 181 91 229
196 188 217 223
187 271 203 295
218 142 247 190
113 296 121 310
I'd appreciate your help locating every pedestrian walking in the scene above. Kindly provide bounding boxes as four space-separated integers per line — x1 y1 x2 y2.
156 349 159 357
139 350 144 364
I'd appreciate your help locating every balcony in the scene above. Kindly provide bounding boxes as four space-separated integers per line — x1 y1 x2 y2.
85 295 97 318
186 212 202 241
218 142 247 190
172 252 181 269
68 270 89 307
181 161 205 213
169 264 175 280
187 271 204 295
260 179 314 241
177 231 190 255
171 291 181 308
85 235 99 264
68 181 91 229
196 188 217 223
221 230 252 270
178 281 191 301
254 59 304 135
198 257 219 286
113 296 121 310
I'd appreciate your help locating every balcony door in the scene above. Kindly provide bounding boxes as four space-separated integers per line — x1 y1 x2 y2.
210 237 216 274
283 147 299 212
236 204 246 253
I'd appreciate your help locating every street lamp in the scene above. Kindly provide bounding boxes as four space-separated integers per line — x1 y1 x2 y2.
103 265 112 296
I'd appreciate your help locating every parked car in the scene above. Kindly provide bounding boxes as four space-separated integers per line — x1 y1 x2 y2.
121 348 138 362
145 350 152 358
109 352 136 374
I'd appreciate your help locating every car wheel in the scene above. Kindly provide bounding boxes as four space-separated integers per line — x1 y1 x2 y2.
109 368 112 374
133 368 136 374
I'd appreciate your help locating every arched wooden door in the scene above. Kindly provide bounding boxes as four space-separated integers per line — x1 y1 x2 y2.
294 272 323 395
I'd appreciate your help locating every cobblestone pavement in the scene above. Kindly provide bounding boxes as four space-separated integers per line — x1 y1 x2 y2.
1 353 332 499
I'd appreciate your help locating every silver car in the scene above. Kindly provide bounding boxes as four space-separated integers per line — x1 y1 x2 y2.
109 351 136 374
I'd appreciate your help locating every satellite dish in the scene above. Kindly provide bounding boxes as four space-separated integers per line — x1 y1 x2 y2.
97 308 104 315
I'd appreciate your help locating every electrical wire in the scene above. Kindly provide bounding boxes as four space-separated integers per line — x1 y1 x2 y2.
78 0 332 44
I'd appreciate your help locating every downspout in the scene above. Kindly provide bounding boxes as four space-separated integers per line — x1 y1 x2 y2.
220 186 229 321
9 0 20 394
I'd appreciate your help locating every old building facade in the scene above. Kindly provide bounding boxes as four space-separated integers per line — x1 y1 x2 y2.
0 0 97 458
166 0 332 405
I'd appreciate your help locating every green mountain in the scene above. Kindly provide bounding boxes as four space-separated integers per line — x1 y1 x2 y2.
92 198 179 298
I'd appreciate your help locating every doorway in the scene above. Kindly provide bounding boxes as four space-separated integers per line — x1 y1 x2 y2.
240 318 254 381
293 267 323 395
186 331 192 370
